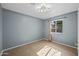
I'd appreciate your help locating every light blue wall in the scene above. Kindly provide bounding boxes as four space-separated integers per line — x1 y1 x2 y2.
44 11 78 47
0 4 2 51
43 20 48 39
3 9 44 49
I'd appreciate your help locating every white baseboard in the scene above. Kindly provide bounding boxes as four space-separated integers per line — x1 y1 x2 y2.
0 38 46 56
53 41 77 49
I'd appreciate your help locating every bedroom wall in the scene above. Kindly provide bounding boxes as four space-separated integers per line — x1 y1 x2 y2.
3 9 44 49
0 4 2 51
43 20 48 39
78 8 79 55
44 11 78 47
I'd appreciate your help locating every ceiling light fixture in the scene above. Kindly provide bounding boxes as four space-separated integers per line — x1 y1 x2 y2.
36 3 51 13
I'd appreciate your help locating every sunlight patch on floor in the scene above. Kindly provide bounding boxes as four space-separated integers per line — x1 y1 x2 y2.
37 45 61 56
47 48 61 56
37 46 52 56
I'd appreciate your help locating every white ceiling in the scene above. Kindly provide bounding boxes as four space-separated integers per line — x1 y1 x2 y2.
1 3 79 20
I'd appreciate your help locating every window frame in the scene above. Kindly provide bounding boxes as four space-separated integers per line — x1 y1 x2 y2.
51 19 63 33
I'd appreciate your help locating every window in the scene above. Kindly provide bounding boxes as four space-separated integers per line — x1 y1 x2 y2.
51 19 63 33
